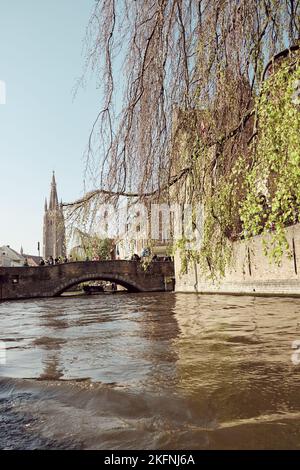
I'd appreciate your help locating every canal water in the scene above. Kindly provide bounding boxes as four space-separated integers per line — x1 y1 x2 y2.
1 293 300 449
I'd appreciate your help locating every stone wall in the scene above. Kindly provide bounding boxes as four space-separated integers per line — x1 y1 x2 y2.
175 223 300 296
0 260 175 301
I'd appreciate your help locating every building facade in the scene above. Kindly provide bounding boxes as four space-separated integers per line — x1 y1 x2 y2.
43 172 66 259
0 246 24 267
114 200 173 260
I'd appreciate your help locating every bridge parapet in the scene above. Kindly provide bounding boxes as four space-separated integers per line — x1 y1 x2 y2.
0 260 175 301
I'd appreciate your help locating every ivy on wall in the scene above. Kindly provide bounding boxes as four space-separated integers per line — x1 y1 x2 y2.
176 54 300 278
240 56 300 263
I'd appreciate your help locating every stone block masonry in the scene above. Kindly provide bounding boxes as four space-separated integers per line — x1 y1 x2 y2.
0 260 175 301
175 223 300 296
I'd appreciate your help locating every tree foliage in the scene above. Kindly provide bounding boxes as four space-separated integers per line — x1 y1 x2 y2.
76 0 299 199
66 0 300 276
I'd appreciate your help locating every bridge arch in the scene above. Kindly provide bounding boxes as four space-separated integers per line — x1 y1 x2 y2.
53 273 142 296
0 260 174 301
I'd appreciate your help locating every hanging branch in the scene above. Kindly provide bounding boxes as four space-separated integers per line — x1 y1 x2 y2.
68 0 300 216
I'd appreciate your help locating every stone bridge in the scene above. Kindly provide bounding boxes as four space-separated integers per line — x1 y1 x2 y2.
0 260 175 301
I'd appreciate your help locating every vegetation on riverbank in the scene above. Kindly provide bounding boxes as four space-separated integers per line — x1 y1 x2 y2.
66 1 300 278
176 50 300 278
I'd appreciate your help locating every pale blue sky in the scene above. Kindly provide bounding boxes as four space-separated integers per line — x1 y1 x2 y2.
0 0 101 254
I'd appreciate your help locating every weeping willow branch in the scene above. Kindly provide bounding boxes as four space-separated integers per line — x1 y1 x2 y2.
69 0 300 218
63 166 191 208
64 104 255 208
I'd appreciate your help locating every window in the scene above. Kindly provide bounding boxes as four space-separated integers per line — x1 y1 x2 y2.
11 275 19 284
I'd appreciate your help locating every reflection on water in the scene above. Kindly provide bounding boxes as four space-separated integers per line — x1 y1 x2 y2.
1 293 300 449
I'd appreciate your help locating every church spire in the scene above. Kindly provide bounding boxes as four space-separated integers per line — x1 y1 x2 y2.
43 171 66 259
49 171 59 210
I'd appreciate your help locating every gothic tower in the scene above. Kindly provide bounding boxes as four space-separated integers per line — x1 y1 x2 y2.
43 172 66 259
